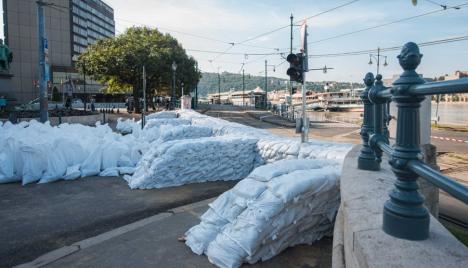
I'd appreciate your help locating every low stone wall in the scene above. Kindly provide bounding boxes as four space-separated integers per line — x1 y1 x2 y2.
1 114 102 126
333 145 468 268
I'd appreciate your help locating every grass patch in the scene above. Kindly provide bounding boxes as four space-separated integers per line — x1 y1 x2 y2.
446 226 468 247
431 123 468 132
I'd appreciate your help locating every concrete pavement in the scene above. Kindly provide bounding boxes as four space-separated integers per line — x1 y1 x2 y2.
19 199 332 268
0 176 237 267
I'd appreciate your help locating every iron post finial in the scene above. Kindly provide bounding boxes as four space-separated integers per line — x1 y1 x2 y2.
394 42 425 86
363 72 375 87
397 42 423 72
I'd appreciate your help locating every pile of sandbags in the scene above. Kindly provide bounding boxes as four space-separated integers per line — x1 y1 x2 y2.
0 120 143 185
185 159 341 268
126 136 258 189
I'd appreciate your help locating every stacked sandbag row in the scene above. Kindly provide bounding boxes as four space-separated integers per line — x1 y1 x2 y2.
185 159 341 268
255 138 301 165
0 120 143 185
126 136 258 189
157 125 213 144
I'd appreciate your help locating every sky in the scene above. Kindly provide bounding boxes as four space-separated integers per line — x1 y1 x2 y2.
1 0 468 82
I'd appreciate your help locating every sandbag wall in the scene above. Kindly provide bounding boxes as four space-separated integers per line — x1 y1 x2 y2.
185 159 341 268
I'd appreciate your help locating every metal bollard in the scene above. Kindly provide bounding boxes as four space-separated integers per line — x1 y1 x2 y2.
8 112 17 124
102 110 106 124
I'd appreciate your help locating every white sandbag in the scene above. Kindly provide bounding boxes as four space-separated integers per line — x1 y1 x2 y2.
206 232 248 268
39 149 68 183
100 167 119 177
64 165 81 180
101 141 126 170
116 118 135 134
80 145 103 177
185 221 221 255
146 111 177 119
0 150 15 183
21 144 47 185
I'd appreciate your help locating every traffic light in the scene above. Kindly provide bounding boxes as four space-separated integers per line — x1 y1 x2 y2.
286 53 304 83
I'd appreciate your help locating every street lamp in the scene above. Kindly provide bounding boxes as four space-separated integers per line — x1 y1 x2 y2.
171 61 177 109
368 47 388 75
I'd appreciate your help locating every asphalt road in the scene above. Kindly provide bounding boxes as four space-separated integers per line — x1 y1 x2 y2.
0 176 237 267
431 128 468 153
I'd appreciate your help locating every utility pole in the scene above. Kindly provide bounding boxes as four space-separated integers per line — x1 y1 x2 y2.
265 60 267 109
290 14 294 101
301 21 309 143
242 68 245 107
218 68 221 104
195 62 198 108
142 65 146 129
171 61 177 109
37 0 48 123
290 14 294 55
83 61 86 111
377 47 380 75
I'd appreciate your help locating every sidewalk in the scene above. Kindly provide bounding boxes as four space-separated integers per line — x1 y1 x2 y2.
19 199 332 268
0 177 236 267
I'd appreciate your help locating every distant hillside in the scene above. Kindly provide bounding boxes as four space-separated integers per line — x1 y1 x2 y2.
197 72 363 97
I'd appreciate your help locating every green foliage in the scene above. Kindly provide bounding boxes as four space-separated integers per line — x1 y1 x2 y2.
197 72 363 97
77 27 200 107
102 78 132 94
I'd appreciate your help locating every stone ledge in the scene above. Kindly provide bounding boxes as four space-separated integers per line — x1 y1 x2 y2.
1 114 102 126
333 145 468 268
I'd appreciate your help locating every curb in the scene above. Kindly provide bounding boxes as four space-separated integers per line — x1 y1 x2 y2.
14 198 215 268
431 135 468 143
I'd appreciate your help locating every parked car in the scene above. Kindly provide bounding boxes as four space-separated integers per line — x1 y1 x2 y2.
15 98 65 111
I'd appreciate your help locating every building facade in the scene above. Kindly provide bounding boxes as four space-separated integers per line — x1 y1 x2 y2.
1 0 115 103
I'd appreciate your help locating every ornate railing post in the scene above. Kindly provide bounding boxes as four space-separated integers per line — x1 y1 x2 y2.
368 74 389 164
358 73 380 170
383 42 429 240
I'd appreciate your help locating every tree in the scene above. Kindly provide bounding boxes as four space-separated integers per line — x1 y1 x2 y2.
77 27 200 112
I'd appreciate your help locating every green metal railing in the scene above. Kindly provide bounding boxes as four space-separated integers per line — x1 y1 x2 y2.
358 42 468 240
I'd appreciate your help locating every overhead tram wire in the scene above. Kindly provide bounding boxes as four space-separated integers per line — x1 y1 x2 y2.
235 0 360 46
307 35 468 58
308 2 468 45
39 4 280 52
423 0 461 9
115 18 281 51
209 0 360 63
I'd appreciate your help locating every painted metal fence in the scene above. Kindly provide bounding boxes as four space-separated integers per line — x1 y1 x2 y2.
358 42 468 240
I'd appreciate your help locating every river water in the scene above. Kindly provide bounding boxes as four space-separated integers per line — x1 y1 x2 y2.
306 102 468 126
